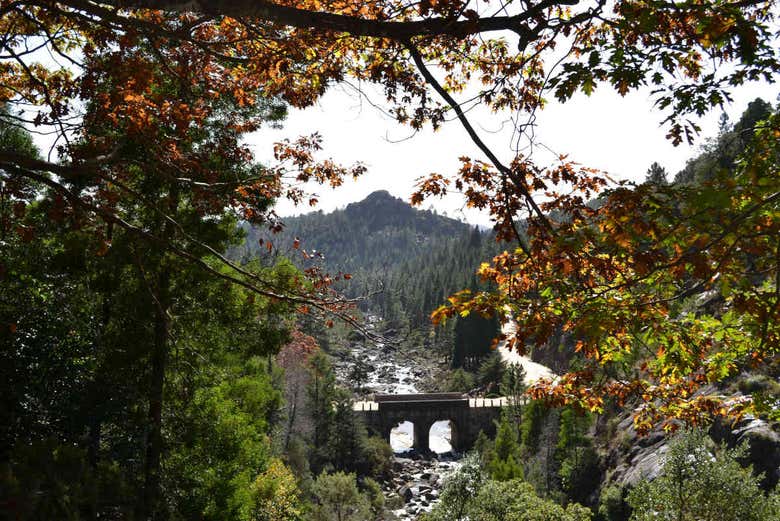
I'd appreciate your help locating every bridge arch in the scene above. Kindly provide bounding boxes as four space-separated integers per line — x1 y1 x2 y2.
389 420 416 453
429 419 458 454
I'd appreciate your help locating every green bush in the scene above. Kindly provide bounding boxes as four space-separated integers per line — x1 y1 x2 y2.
478 353 507 388
361 436 394 478
0 438 134 521
597 484 631 521
423 454 592 521
468 479 592 521
487 414 524 481
738 374 780 396
445 369 476 393
361 477 385 519
250 459 306 521
311 471 371 521
628 430 780 521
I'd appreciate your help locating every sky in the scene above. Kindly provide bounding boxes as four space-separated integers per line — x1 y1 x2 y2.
248 81 778 227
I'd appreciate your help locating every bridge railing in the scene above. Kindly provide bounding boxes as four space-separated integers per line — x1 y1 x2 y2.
469 397 511 407
352 401 379 412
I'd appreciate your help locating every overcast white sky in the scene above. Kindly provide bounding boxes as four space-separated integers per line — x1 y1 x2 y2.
248 81 777 226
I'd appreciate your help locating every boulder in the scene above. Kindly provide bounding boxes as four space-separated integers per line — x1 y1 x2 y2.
398 485 414 502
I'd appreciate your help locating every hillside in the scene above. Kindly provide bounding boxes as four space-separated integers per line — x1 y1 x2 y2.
238 190 471 274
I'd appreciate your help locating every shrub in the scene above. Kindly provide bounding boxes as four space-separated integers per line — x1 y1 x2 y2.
597 484 631 521
311 471 371 521
628 430 780 521
445 369 476 393
361 436 394 478
251 459 306 521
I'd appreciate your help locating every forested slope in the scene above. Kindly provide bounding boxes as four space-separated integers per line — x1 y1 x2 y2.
238 190 502 328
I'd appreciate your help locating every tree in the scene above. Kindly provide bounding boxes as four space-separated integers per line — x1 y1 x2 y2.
433 106 780 432
501 364 527 424
306 351 338 473
327 389 368 473
424 467 592 521
644 162 668 185
453 299 500 370
444 368 476 393
347 356 371 396
466 480 592 521
421 452 485 521
311 471 371 521
251 459 306 521
628 430 780 521
277 331 319 451
557 408 600 505
3 0 779 434
0 96 298 519
478 352 507 391
487 413 524 481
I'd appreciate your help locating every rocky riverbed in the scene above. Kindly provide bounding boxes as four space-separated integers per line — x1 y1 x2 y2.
385 453 461 519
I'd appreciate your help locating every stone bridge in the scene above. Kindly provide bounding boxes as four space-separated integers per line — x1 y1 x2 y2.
353 393 509 452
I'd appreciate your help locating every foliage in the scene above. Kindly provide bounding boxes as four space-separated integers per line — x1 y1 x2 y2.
327 389 368 473
303 351 390 479
0 438 133 520
420 452 485 521
431 102 780 431
488 413 524 481
250 459 306 521
478 352 507 390
501 364 528 423
311 471 371 521
521 400 549 454
468 480 592 521
0 112 298 519
644 162 668 185
597 484 632 521
453 296 501 370
444 368 477 393
424 458 591 521
277 331 319 452
2 0 780 515
166 359 282 520
361 437 394 479
243 193 500 347
627 430 780 521
307 351 339 473
556 407 600 504
3 0 777 437
361 478 385 520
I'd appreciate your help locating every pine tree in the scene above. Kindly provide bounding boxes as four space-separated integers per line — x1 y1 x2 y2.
488 413 524 481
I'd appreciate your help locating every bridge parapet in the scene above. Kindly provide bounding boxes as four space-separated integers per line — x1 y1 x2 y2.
469 397 509 408
353 401 379 412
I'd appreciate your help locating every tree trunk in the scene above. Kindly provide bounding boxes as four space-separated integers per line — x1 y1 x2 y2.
142 267 170 520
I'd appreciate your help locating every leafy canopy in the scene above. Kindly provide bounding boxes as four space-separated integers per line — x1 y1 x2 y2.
1 0 779 429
